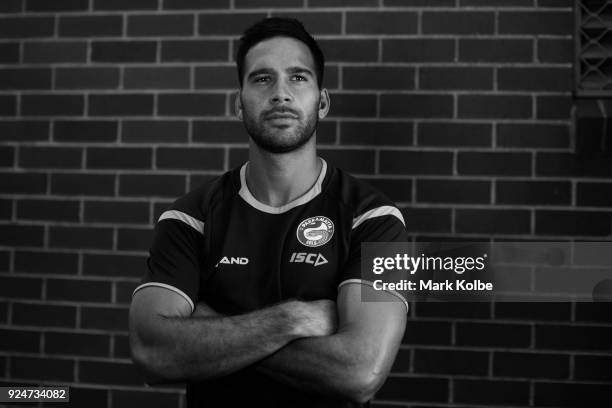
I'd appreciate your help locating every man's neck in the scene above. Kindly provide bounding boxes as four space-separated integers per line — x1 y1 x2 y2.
246 139 321 208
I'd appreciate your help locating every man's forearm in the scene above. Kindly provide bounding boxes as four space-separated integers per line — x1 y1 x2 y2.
131 300 333 383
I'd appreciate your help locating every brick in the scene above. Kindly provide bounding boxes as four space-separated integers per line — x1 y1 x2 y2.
89 94 154 116
59 15 123 37
0 276 42 299
497 181 571 205
497 123 570 148
116 227 154 250
11 356 74 382
27 0 87 11
494 352 569 379
194 66 236 89
158 93 225 116
577 182 612 206
113 333 131 357
48 278 112 303
458 152 531 176
0 172 46 194
87 147 151 170
459 38 533 62
0 17 54 38
128 14 194 36
0 121 48 142
376 377 448 403
499 67 572 92
68 387 108 408
455 379 529 405
420 67 493 90
116 281 139 305
93 0 157 10
538 0 571 5
461 0 534 5
0 95 16 116
343 67 415 90
381 94 453 118
536 210 611 236
14 250 78 275
163 0 229 8
536 324 612 351
56 67 120 90
84 253 146 278
403 208 451 232
317 120 336 144
92 41 157 63
236 0 299 6
537 95 572 120
575 355 612 381
423 11 494 34
380 151 452 175
125 67 190 90
17 199 80 221
499 11 573 35
575 303 612 323
383 39 454 62
418 122 490 147
156 147 224 170
495 302 571 321
119 174 186 197
363 178 412 202
0 43 19 63
0 224 44 247
85 200 150 224
79 360 143 385
0 329 39 352
535 382 612 407
340 122 413 146
0 0 22 12
319 149 374 174
54 120 117 142
19 146 82 169
50 226 114 250
161 40 228 62
112 390 179 408
51 173 115 196
320 39 378 63
0 302 5 322
123 120 188 143
456 322 531 347
193 120 245 143
538 38 572 63
198 13 267 35
0 68 51 90
417 179 490 204
384 0 455 5
0 146 14 167
415 302 490 318
0 199 12 219
13 302 76 327
537 153 612 178
81 306 129 330
228 148 248 168
415 349 488 375
346 11 417 34
403 320 451 345
23 41 87 64
22 94 84 116
458 95 532 119
47 331 110 357
327 93 376 117
310 0 376 4
268 12 342 35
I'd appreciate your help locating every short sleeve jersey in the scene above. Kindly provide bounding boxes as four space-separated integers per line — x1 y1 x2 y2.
134 158 408 408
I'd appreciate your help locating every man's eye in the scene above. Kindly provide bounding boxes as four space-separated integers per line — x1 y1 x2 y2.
254 76 270 83
292 75 306 81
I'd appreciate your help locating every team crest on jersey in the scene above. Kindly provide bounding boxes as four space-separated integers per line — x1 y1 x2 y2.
296 216 334 247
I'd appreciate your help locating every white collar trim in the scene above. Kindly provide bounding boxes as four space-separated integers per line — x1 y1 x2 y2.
238 158 327 214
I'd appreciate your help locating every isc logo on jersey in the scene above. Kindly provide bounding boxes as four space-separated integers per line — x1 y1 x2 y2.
289 252 328 267
297 216 334 247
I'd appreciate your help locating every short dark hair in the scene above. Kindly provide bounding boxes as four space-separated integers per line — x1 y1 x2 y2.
236 17 325 87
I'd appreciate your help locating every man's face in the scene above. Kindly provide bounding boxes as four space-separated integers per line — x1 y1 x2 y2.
237 36 328 154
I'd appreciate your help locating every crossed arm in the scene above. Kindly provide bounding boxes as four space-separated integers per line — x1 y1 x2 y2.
129 283 406 403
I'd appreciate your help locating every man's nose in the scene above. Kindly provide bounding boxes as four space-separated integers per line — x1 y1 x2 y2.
270 81 292 104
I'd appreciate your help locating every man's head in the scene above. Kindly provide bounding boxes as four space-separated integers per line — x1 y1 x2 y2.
235 18 330 154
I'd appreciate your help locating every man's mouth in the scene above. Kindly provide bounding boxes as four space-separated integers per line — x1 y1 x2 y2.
265 110 299 120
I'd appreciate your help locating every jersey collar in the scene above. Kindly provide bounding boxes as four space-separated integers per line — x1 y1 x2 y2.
238 158 327 214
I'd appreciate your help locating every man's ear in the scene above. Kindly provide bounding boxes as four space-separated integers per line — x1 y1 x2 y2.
234 90 243 120
318 88 330 120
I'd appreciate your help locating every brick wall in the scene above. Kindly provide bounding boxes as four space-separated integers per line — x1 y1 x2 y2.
1 0 610 407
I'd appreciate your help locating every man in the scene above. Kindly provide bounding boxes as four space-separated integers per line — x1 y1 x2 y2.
129 17 408 407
